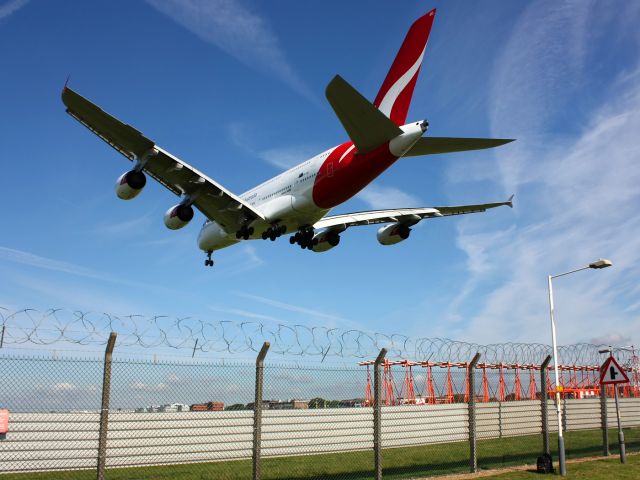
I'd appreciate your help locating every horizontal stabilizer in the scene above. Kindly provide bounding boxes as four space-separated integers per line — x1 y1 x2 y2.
326 75 403 154
404 137 514 157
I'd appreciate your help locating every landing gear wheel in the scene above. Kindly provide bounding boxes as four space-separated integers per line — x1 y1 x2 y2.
204 251 214 267
237 225 255 240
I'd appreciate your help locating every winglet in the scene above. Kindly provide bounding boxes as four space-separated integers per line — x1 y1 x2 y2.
506 194 514 208
63 75 71 92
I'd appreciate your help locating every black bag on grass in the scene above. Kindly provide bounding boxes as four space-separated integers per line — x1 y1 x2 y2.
536 453 554 473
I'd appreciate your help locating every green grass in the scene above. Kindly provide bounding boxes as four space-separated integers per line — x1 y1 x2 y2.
479 453 640 479
3 428 638 480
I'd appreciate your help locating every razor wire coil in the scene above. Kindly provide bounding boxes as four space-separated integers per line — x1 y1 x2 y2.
0 307 634 366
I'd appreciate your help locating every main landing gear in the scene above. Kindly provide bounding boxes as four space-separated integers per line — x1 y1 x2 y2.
204 251 214 267
262 224 287 241
235 225 254 240
290 229 317 250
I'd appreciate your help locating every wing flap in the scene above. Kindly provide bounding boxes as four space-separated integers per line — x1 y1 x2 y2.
62 87 264 229
314 197 513 231
404 137 514 157
325 75 403 154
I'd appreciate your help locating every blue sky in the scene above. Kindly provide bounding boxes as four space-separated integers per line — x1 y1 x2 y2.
1 0 639 358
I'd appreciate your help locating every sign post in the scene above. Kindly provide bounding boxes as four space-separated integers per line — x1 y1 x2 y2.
599 353 630 464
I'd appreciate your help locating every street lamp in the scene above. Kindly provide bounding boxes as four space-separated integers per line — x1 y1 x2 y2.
547 258 612 476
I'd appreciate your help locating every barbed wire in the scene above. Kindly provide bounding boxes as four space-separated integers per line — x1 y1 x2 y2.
0 308 635 366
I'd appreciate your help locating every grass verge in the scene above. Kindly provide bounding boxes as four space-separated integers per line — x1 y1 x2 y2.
2 427 638 480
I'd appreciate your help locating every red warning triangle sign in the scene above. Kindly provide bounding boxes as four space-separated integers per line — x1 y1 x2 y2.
600 356 630 385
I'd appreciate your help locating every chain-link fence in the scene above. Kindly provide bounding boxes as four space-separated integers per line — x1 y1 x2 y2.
2 344 640 479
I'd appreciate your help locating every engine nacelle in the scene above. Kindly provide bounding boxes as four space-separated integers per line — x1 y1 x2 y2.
115 170 146 200
164 204 194 230
377 223 411 246
311 229 341 253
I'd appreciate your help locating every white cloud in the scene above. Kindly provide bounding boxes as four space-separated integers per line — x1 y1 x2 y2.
0 246 184 307
258 145 319 170
0 246 109 281
130 381 167 392
213 244 265 276
228 121 320 170
208 305 279 323
0 0 29 19
356 184 421 210
92 214 153 236
445 0 640 346
589 333 633 347
235 292 344 324
146 0 316 102
50 382 77 392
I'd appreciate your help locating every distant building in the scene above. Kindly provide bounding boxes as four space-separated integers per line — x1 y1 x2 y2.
160 403 190 412
338 399 365 408
264 399 309 410
190 401 224 412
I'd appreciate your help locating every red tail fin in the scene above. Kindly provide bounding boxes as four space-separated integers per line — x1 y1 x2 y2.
374 9 436 125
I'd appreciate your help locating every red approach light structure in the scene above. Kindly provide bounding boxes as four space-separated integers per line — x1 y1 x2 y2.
359 358 638 406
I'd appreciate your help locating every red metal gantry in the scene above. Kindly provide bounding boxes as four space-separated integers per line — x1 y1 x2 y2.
359 358 638 406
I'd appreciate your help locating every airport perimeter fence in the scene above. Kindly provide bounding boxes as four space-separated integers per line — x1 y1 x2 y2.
2 340 640 479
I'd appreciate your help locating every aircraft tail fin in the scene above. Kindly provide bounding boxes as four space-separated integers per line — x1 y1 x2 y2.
374 9 436 126
325 75 402 154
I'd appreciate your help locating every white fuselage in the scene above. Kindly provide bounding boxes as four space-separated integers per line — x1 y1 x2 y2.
197 149 331 252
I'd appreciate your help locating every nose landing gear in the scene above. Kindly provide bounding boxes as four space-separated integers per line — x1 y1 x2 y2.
204 251 214 267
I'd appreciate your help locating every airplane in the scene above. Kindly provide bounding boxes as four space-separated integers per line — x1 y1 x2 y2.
61 8 514 267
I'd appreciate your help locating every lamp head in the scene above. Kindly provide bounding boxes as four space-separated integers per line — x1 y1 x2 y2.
589 259 612 269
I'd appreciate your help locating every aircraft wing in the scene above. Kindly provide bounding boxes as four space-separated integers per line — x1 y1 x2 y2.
313 196 513 231
61 87 265 230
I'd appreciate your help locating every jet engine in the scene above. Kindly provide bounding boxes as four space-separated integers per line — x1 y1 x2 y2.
115 170 146 200
311 229 341 253
377 223 411 245
164 204 194 230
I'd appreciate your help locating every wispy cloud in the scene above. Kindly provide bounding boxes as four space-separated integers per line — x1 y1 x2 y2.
0 246 108 281
213 244 265 276
444 0 640 345
235 292 344 324
258 145 320 170
208 305 279 322
228 121 320 170
146 0 316 102
0 245 181 298
0 0 29 19
91 214 153 236
356 184 421 210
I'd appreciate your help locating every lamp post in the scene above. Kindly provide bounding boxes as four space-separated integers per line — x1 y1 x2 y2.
548 258 612 476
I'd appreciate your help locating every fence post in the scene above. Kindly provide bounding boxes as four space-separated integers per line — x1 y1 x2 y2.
96 332 117 480
600 378 610 456
468 352 481 473
540 355 552 456
374 348 387 480
252 342 270 480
